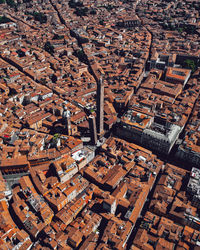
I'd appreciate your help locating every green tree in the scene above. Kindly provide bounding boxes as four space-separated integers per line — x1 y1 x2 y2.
178 27 183 33
184 59 196 73
53 133 60 139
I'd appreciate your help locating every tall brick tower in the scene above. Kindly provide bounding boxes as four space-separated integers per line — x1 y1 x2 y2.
96 76 104 136
89 115 97 145
63 108 71 136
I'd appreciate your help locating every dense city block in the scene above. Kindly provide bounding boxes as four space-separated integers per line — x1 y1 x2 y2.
0 0 200 249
